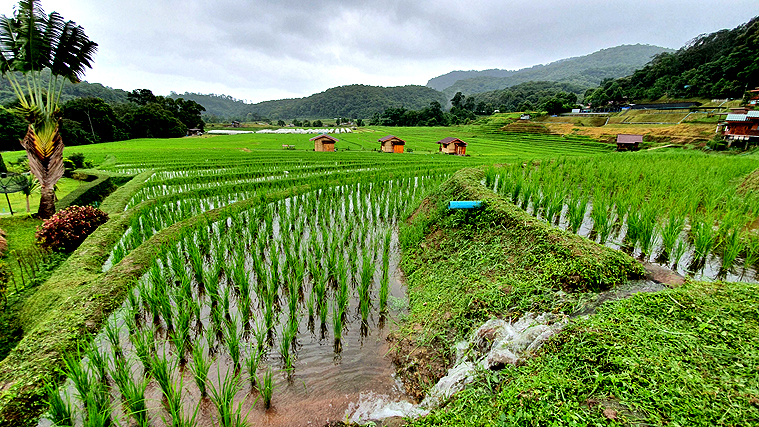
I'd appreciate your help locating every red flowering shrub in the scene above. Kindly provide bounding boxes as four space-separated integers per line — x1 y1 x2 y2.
35 205 109 252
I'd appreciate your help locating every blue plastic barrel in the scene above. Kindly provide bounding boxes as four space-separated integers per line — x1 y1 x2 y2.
448 201 482 209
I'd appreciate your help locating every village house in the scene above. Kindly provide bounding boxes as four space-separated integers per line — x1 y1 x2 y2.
719 111 759 147
310 133 338 152
616 134 642 151
378 135 405 153
436 137 467 155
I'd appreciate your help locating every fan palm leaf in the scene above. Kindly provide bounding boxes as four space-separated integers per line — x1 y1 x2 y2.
0 0 96 218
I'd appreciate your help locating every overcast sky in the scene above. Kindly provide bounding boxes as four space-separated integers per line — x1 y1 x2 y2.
2 1 757 103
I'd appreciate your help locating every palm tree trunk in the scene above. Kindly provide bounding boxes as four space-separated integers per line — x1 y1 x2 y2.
19 125 65 220
38 186 56 218
25 195 30 213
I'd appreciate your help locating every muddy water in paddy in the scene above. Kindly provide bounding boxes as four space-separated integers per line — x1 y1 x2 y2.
41 180 446 427
41 265 409 427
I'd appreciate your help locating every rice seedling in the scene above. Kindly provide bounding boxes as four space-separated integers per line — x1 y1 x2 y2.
130 325 155 374
638 204 660 258
42 380 73 427
110 351 132 396
721 228 743 272
567 193 588 234
332 302 343 343
222 284 233 321
378 273 389 314
224 317 242 373
104 317 123 358
82 385 112 427
546 188 565 225
245 346 261 389
121 374 149 427
171 304 192 365
209 367 245 427
258 367 274 409
661 210 686 256
745 235 759 270
670 238 688 269
86 343 109 384
188 242 205 292
62 345 91 402
163 375 198 427
190 341 213 398
149 350 179 405
279 322 295 373
692 216 717 263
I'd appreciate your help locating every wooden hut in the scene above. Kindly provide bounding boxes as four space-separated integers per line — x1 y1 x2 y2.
720 112 759 147
436 137 467 155
310 133 338 152
378 135 405 153
616 134 642 151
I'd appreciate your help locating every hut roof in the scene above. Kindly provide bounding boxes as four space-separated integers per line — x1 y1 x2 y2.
616 134 643 144
309 133 339 142
436 137 467 146
726 114 751 122
378 135 406 143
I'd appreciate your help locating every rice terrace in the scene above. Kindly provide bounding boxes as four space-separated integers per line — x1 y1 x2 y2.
0 1 759 427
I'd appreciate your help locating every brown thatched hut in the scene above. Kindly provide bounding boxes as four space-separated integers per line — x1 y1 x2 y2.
436 137 467 155
310 134 338 152
616 134 642 151
378 135 405 153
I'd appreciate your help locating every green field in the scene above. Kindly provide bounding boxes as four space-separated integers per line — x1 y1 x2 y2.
0 128 757 426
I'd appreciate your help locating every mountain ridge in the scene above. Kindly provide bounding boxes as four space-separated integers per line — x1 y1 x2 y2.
427 44 675 96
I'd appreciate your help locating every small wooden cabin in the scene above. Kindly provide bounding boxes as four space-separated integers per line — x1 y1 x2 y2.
187 128 203 136
378 135 405 153
310 133 338 152
436 137 467 155
616 134 642 151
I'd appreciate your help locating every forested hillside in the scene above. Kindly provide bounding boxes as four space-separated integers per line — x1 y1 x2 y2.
0 71 129 105
585 16 759 104
427 44 673 96
167 92 252 122
244 84 447 120
466 81 588 113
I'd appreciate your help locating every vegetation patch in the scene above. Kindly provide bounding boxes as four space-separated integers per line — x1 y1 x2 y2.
500 121 551 134
738 167 759 195
409 280 759 426
392 167 642 400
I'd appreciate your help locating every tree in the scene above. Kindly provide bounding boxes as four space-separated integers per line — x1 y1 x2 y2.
0 0 97 218
0 105 26 150
451 92 465 109
127 88 157 105
20 173 38 213
277 119 285 127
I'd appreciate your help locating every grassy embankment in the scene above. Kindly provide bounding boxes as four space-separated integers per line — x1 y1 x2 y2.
393 167 644 398
397 168 759 426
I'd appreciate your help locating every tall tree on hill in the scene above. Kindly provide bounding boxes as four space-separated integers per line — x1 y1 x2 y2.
0 0 97 218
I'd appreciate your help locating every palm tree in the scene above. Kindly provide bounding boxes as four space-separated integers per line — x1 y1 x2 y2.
20 173 39 213
0 0 96 218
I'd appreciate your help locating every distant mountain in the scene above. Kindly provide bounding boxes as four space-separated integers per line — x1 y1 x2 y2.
167 92 251 121
427 44 675 97
243 84 447 120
